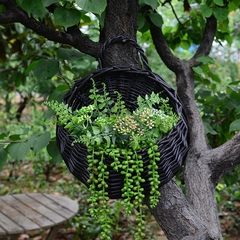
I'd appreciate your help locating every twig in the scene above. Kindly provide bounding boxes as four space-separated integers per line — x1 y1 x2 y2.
0 67 18 72
168 1 183 26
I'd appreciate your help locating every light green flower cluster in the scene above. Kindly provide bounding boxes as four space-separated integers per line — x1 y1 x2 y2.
113 115 138 134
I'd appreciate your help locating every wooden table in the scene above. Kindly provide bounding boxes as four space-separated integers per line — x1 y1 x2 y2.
0 193 79 240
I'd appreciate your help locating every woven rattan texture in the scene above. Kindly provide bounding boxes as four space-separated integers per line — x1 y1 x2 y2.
56 66 189 199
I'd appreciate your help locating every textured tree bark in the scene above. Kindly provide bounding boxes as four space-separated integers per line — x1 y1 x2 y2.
99 0 141 68
146 179 213 240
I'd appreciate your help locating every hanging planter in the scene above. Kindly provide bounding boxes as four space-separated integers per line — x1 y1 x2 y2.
46 36 189 239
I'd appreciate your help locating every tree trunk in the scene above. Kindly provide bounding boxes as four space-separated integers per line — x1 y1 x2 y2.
99 0 141 68
100 1 223 239
100 1 221 239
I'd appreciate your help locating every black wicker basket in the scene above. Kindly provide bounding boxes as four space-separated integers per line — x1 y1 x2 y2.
56 36 189 199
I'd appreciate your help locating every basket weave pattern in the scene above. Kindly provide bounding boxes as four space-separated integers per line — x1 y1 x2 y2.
56 37 189 199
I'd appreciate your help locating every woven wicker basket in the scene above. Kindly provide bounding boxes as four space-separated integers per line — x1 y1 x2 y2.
56 36 189 199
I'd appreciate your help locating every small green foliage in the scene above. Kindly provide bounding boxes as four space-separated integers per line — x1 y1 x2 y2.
75 0 107 15
45 79 179 239
34 59 59 81
54 7 81 28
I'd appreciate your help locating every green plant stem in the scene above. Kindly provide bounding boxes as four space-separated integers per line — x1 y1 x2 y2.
148 144 161 208
87 147 112 239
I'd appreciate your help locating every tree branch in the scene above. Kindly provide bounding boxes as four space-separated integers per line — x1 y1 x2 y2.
149 20 183 73
176 65 209 152
168 1 184 26
149 11 208 151
189 15 217 66
0 0 101 58
209 131 240 184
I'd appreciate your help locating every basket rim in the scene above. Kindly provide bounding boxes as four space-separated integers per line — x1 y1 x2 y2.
64 65 184 111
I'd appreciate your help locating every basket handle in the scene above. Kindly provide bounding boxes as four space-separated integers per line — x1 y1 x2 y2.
97 36 152 71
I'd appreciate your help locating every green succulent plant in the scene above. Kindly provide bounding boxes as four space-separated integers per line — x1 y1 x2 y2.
45 79 180 239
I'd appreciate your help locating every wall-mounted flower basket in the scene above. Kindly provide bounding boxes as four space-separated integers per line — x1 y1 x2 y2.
47 36 189 239
56 36 189 200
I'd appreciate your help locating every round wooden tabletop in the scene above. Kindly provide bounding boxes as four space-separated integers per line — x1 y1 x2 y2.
0 193 79 238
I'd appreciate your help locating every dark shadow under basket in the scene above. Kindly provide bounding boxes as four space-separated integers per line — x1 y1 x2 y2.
56 66 189 199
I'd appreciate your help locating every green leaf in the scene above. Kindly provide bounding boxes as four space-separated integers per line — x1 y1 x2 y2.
224 34 233 45
215 191 221 202
138 21 150 33
138 13 146 30
193 66 203 74
232 0 240 7
95 137 102 145
54 7 81 28
34 59 59 81
235 106 240 115
0 4 6 13
213 0 224 6
213 7 229 21
148 12 163 28
208 72 221 83
104 136 111 147
0 145 8 169
180 40 190 50
223 172 238 186
87 130 92 137
22 50 39 61
18 0 47 18
7 142 31 161
25 59 41 75
228 0 239 11
57 48 84 60
75 0 107 15
229 119 240 132
47 141 63 164
42 0 58 7
81 13 92 24
196 55 215 64
92 126 100 135
21 127 30 135
48 85 69 102
203 122 217 135
229 80 240 86
139 0 159 9
0 133 8 140
9 134 21 141
28 132 51 153
44 108 55 119
200 5 213 18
